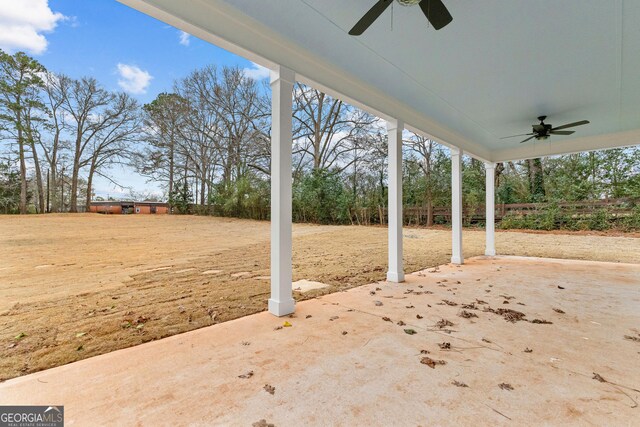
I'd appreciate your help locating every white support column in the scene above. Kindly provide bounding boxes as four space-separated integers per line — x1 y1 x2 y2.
450 147 464 265
269 66 295 317
484 162 497 256
387 119 405 283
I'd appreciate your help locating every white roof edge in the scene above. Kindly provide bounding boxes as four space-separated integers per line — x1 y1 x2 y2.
117 0 492 161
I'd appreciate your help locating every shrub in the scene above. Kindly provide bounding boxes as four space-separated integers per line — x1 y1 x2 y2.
293 169 351 224
588 208 611 231
623 205 640 231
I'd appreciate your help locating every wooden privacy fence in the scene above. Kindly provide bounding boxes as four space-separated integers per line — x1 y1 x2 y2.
186 198 637 227
354 198 639 226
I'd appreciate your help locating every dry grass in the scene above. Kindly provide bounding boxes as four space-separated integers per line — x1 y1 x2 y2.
1 214 638 381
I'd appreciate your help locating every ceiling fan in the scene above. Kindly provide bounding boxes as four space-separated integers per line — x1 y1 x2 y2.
501 116 590 144
349 0 453 36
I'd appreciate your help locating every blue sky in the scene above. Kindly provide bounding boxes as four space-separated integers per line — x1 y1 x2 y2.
0 0 270 198
44 0 268 105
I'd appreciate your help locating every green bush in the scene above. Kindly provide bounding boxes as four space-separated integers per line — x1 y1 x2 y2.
499 213 529 230
588 208 611 231
536 203 560 230
169 180 193 214
623 205 640 231
293 169 351 224
209 175 270 219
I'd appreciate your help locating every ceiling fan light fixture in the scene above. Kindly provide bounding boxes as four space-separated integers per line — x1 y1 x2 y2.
500 116 590 144
349 0 452 36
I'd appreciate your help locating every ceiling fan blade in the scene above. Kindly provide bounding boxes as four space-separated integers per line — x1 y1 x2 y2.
549 130 575 136
519 136 536 144
419 0 453 30
349 0 393 36
551 120 590 131
500 133 533 139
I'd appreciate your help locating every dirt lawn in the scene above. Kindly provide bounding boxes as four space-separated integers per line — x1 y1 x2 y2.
1 214 639 381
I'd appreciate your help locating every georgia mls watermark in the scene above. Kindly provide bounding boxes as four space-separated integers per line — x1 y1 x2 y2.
0 406 64 427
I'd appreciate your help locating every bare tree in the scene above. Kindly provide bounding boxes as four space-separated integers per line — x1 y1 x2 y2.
83 92 140 210
293 83 378 172
39 72 71 212
175 66 223 205
60 77 113 212
215 67 270 184
135 92 188 197
23 91 47 213
405 133 439 225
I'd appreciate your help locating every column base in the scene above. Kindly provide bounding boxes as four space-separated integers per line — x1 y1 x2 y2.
484 250 496 256
268 298 295 317
451 256 464 265
386 271 405 283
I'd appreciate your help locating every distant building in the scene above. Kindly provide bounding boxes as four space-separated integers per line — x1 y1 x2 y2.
89 201 170 215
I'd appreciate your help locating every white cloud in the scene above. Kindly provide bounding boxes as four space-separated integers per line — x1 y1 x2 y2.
178 30 190 46
243 63 271 81
116 63 153 95
0 0 66 55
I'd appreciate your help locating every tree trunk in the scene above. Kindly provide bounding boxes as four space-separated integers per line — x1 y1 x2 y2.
527 158 545 202
168 133 175 197
29 138 45 213
85 161 96 212
18 126 27 214
60 167 65 212
70 148 81 212
49 167 58 212
200 173 206 206
425 167 433 226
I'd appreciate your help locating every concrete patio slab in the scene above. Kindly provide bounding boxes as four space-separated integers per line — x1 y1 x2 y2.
1 256 638 426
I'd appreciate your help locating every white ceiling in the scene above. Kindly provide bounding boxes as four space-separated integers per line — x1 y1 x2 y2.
119 0 640 162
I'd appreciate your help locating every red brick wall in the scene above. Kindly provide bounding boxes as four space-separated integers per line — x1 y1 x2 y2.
90 205 122 214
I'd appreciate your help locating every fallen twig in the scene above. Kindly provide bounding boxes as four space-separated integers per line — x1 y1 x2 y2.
483 403 512 421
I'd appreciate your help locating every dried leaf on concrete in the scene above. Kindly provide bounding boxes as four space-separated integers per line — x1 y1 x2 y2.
458 310 478 319
452 380 468 387
239 371 254 379
484 308 526 323
436 319 454 329
530 319 553 324
421 357 446 368
263 384 276 395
